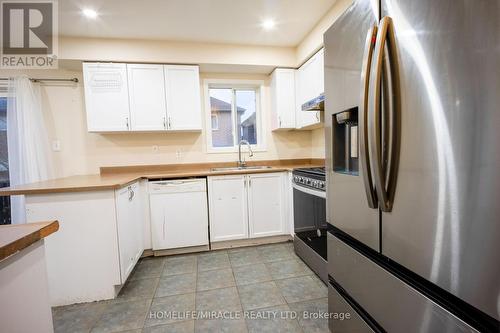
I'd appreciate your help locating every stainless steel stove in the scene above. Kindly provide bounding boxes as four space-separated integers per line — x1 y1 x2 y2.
292 167 326 190
292 167 327 283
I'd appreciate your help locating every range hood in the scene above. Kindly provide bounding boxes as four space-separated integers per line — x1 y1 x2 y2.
301 93 324 111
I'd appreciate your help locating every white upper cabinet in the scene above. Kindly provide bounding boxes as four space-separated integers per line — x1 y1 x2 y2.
164 65 202 131
271 68 296 131
316 48 325 94
247 173 286 238
296 48 324 129
83 63 201 132
127 64 167 131
83 63 130 132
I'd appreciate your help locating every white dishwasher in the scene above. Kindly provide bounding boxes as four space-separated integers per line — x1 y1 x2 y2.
149 178 209 250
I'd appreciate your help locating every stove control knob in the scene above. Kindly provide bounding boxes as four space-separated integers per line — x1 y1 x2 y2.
313 180 319 188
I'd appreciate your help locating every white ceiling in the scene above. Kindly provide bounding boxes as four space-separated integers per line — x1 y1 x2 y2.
58 0 336 47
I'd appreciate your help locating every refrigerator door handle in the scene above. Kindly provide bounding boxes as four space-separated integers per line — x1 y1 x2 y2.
368 16 401 212
359 25 378 209
382 16 401 214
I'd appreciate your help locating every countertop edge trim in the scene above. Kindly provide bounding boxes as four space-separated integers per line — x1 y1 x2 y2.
0 221 59 262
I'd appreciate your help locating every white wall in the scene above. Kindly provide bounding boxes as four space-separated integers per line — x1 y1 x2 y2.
0 69 314 177
0 1 361 176
295 0 353 65
60 37 296 68
311 128 326 158
293 0 353 159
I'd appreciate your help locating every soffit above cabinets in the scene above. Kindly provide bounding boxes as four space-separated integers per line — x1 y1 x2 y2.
59 60 276 76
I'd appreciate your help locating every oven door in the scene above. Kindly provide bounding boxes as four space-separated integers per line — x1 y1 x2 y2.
292 183 326 233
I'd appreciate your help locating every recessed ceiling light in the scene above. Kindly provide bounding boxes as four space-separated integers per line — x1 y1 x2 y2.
261 19 276 30
82 8 98 19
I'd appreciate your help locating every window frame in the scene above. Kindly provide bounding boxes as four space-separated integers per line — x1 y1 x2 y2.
204 79 266 153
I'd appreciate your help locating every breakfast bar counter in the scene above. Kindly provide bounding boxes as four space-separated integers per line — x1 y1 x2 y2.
0 221 59 333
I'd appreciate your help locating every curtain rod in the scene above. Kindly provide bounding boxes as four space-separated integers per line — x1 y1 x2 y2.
0 77 79 83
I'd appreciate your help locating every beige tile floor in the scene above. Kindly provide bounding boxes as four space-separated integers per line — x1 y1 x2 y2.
52 242 329 333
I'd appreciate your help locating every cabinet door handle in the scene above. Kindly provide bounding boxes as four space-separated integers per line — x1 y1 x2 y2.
168 116 172 129
315 112 320 122
126 117 129 130
279 116 282 127
163 116 166 129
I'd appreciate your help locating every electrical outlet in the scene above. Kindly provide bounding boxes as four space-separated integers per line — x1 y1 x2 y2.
176 149 182 159
152 145 159 153
52 140 61 152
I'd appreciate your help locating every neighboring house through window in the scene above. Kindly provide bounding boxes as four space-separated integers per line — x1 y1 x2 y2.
205 80 263 152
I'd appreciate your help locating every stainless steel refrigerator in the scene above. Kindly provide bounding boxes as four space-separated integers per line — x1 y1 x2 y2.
324 0 500 331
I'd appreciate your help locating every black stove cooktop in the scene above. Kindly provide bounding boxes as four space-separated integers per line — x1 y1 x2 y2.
293 167 325 178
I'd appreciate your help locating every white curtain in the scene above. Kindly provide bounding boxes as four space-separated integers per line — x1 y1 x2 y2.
7 76 54 224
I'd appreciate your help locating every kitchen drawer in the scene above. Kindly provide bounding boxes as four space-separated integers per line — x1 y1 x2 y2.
327 233 477 332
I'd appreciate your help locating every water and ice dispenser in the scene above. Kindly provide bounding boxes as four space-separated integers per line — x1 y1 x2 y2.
332 107 359 175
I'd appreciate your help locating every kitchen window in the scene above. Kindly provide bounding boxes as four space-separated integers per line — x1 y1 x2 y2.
204 80 264 152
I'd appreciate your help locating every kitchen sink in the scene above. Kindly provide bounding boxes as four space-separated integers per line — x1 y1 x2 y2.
211 166 273 172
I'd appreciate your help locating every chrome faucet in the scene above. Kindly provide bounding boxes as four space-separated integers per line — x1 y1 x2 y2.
238 140 253 168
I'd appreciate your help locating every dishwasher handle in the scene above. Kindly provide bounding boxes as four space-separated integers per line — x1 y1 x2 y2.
149 179 207 193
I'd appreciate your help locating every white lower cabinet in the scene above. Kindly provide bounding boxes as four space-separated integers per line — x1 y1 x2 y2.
208 172 287 242
115 181 144 283
24 183 146 305
207 175 248 242
247 173 286 238
149 179 209 250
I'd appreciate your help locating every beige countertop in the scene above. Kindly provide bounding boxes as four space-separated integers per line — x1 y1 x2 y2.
0 221 59 262
0 159 324 196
